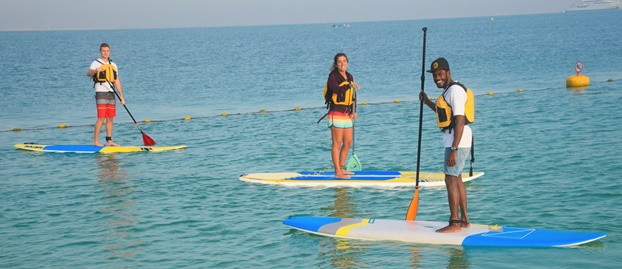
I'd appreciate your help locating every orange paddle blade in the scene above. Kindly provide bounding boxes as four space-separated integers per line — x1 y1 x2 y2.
405 188 419 221
142 133 156 146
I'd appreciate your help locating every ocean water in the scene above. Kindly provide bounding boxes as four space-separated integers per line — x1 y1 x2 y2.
1 10 621 268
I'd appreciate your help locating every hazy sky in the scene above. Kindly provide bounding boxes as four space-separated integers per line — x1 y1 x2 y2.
0 0 576 31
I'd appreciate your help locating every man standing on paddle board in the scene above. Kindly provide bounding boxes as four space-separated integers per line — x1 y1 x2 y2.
86 43 125 146
420 58 474 233
325 53 360 179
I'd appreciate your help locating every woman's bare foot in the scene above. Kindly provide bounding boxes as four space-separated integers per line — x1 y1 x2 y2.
335 171 351 179
341 167 355 175
436 220 462 233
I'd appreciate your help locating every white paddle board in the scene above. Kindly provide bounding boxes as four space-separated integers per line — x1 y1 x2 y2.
283 216 606 247
240 170 484 187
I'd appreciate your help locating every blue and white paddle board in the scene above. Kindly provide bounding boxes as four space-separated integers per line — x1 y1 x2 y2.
240 170 484 187
15 143 186 154
283 216 606 247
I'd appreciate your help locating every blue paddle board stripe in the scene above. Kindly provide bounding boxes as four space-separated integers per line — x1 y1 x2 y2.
44 145 104 152
288 176 398 181
283 216 341 232
461 227 607 247
291 170 403 181
298 171 402 176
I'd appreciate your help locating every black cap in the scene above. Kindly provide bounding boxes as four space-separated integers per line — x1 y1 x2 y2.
427 57 450 73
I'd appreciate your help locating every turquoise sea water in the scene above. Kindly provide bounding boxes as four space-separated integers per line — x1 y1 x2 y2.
1 10 621 268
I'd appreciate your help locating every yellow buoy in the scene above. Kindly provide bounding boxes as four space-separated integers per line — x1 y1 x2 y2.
566 75 590 88
57 124 68 128
12 127 22 131
487 91 495 95
183 116 191 121
361 102 368 105
567 62 590 88
293 107 303 111
220 112 229 116
393 100 401 103
517 89 524 92
259 109 267 113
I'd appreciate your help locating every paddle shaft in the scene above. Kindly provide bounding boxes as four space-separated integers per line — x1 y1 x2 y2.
106 81 156 145
415 27 427 188
346 86 362 171
406 27 427 221
351 87 357 154
107 81 145 134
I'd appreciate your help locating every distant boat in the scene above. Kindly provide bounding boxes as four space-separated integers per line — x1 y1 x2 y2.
565 0 620 12
331 24 352 28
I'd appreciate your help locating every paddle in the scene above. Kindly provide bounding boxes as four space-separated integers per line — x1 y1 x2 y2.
406 27 427 221
107 81 156 146
346 86 362 171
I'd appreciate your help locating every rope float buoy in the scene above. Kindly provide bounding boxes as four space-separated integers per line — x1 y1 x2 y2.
6 92 558 133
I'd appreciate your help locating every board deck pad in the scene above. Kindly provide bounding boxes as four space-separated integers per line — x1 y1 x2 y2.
283 216 606 247
240 170 484 187
15 143 186 154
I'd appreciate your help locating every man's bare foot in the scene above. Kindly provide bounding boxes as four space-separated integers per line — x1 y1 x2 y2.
94 142 104 146
106 140 120 147
436 220 462 233
461 218 470 228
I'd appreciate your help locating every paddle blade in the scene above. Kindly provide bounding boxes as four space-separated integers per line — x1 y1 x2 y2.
346 154 362 171
405 188 419 221
142 133 156 146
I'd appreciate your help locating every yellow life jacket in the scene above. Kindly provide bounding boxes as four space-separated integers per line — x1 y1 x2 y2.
93 59 118 84
435 82 475 130
323 81 354 106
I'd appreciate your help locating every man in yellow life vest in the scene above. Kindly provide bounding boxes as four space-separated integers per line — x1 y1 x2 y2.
86 43 125 146
419 57 475 233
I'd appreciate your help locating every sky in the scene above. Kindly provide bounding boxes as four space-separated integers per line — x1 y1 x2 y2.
0 0 577 31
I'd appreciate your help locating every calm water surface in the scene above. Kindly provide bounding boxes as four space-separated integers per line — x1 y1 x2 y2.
1 10 621 268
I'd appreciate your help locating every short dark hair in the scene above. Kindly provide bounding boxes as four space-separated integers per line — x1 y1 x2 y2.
100 43 110 50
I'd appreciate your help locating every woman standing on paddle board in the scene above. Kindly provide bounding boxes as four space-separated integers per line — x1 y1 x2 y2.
325 53 360 179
